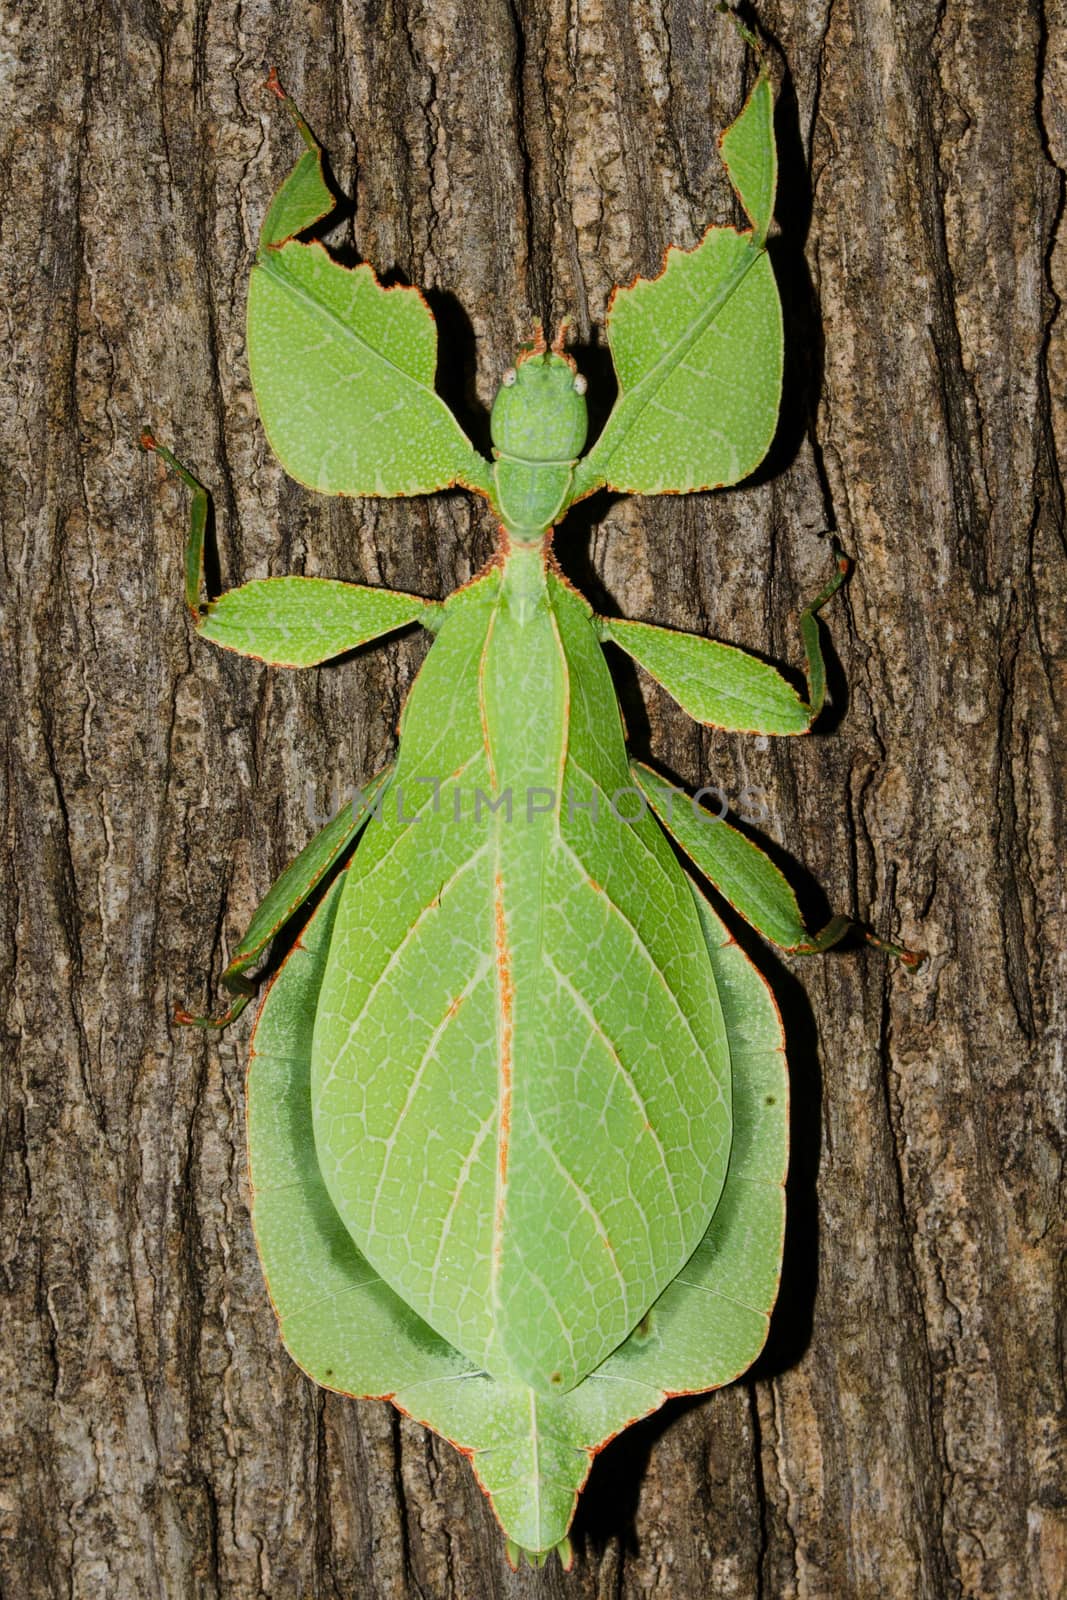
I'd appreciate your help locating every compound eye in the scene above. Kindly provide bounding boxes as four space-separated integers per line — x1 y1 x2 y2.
501 367 517 387
573 374 588 395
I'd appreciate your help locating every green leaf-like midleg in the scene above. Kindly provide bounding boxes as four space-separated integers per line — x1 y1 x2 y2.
632 760 923 965
140 432 209 618
176 767 392 1029
144 433 437 665
598 547 857 737
798 543 852 718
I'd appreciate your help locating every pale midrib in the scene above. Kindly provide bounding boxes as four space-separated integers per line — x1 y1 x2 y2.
481 589 572 1348
528 1389 541 1540
480 605 511 1333
588 1371 666 1394
394 1373 484 1398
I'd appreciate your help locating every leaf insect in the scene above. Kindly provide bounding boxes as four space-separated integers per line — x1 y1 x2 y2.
144 48 921 1568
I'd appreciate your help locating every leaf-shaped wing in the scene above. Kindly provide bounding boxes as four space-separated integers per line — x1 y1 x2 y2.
309 571 732 1397
248 242 492 498
572 70 781 500
249 871 469 1394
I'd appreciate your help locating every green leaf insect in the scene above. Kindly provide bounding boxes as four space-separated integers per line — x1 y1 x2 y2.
145 58 921 1568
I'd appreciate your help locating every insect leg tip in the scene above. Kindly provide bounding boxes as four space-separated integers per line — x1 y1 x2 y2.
861 927 927 971
174 1000 230 1029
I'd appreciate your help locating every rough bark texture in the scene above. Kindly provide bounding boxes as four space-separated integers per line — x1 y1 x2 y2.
2 3 1064 1597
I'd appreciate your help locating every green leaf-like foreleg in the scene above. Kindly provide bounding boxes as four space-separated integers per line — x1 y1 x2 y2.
570 66 782 503
259 69 337 247
247 90 494 503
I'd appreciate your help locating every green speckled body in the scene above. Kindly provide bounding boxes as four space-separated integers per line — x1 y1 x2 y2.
152 60 892 1565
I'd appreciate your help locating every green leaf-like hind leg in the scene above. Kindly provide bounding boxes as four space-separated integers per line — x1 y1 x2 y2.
141 432 412 1023
175 768 393 1029
632 759 849 954
143 432 439 670
633 760 923 967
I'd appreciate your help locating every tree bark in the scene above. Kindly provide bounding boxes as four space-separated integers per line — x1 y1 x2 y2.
3 3 1063 1597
